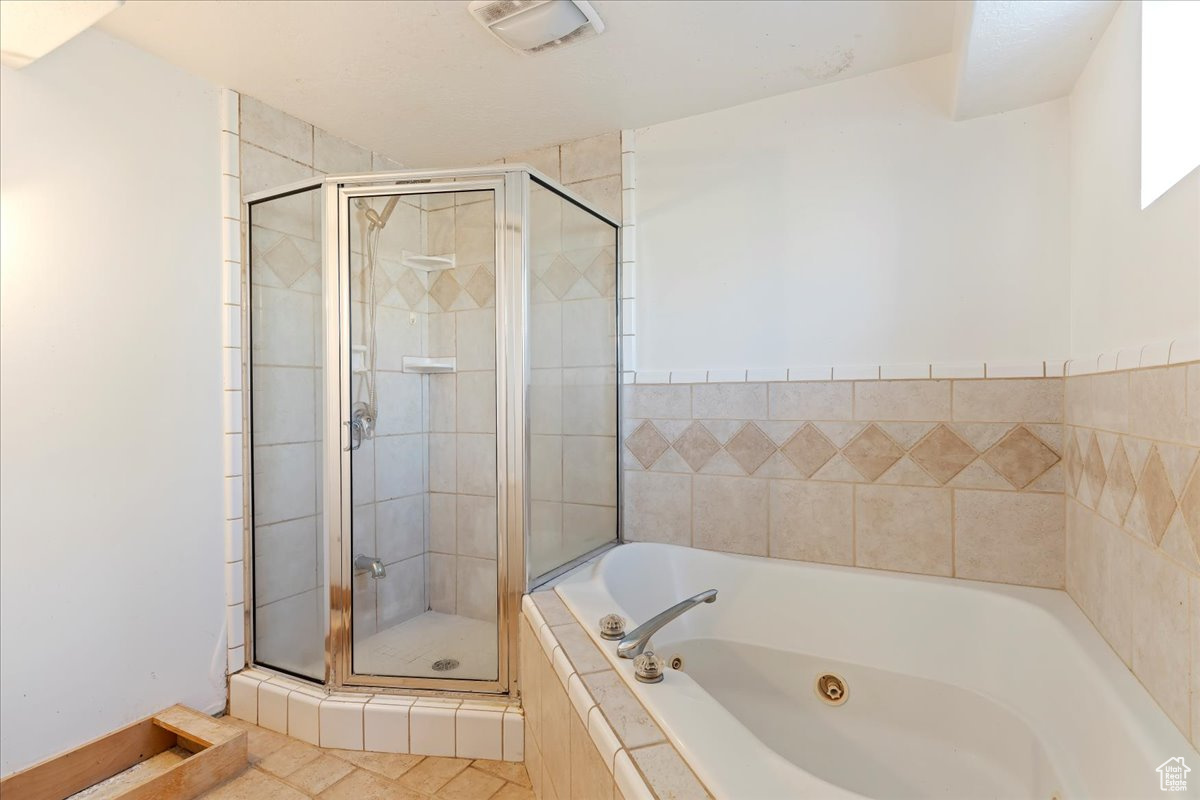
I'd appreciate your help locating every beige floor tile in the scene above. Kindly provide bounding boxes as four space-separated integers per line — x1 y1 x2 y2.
434 766 505 799
471 759 531 787
318 768 423 800
203 768 310 800
397 756 473 794
259 739 323 778
285 753 355 795
328 749 424 779
492 783 535 800
224 716 291 764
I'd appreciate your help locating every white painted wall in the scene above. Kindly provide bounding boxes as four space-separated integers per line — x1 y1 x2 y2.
634 55 1070 371
1069 0 1200 358
0 30 225 775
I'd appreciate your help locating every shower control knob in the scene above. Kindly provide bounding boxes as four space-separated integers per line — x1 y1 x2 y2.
634 651 664 684
599 613 626 640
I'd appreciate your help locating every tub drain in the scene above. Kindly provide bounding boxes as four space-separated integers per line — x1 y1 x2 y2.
816 673 847 706
432 658 460 672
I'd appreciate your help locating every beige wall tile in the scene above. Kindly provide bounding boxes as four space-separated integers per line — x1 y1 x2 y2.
769 382 853 420
241 95 313 165
581 671 665 749
953 379 1063 423
507 145 561 181
313 128 371 174
560 133 621 184
568 175 622 222
854 380 950 421
1130 541 1191 734
1192 576 1200 752
624 470 691 546
1064 375 1092 427
954 491 1064 588
855 485 952 575
569 712 613 800
1065 500 1133 664
539 646 572 799
692 475 768 556
692 383 767 420
1091 371 1130 433
519 615 542 742
627 384 691 419
553 623 610 675
769 480 853 565
630 743 709 800
1131 366 1199 445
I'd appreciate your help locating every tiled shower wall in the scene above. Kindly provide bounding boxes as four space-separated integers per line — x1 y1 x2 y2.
1063 362 1200 747
426 190 501 622
622 378 1067 587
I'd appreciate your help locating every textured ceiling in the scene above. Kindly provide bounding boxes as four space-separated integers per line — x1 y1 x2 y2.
100 0 956 166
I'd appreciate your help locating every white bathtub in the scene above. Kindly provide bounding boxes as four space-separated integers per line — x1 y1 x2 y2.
555 543 1195 799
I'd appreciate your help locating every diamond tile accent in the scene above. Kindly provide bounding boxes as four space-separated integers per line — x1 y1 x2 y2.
779 423 838 478
395 268 427 308
842 424 904 481
672 422 721 472
1102 440 1136 523
584 249 616 296
465 266 496 307
1137 447 1178 544
429 270 461 311
985 426 1061 489
542 255 578 299
909 424 977 484
1063 433 1084 496
1082 433 1107 501
725 423 777 475
625 422 670 469
264 236 311 287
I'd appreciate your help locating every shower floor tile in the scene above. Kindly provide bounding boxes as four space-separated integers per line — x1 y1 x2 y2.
354 611 497 680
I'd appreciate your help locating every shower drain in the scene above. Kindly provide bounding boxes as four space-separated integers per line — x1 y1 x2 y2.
816 673 848 706
431 658 460 672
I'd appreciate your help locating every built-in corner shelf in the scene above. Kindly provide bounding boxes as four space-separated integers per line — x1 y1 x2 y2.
402 251 455 272
403 356 456 374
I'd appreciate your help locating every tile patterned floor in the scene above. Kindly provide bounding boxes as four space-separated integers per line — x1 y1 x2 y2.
204 717 531 800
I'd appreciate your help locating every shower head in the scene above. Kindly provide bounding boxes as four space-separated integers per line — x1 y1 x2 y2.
355 196 401 231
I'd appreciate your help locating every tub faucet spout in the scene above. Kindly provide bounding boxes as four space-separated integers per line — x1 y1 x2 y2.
617 589 717 658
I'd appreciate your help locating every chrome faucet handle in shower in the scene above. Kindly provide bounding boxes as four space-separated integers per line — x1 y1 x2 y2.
617 589 717 659
354 554 386 579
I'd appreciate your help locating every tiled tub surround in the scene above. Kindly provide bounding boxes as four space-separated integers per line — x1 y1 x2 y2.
521 593 708 800
554 542 1197 799
229 669 523 763
1064 361 1200 748
623 377 1066 587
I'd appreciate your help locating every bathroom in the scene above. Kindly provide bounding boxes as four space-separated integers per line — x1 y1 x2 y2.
0 0 1197 798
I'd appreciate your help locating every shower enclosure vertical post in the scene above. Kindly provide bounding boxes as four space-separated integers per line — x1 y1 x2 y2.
325 181 348 687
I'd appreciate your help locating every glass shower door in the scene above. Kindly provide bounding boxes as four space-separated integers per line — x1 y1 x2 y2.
341 184 501 684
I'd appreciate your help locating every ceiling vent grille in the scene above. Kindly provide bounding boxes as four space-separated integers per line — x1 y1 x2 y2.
468 0 605 55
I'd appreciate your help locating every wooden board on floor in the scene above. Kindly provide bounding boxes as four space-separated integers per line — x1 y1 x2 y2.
0 705 246 800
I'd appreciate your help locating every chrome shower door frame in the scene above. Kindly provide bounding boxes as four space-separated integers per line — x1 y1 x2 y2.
243 165 620 698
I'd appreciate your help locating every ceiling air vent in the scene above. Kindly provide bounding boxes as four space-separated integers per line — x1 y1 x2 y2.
468 0 604 55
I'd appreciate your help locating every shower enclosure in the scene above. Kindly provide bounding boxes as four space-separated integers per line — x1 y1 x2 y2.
243 166 619 695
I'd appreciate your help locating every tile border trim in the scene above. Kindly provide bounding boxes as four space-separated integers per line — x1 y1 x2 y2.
228 668 524 762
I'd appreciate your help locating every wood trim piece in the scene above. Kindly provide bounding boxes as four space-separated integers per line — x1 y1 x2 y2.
0 705 246 800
